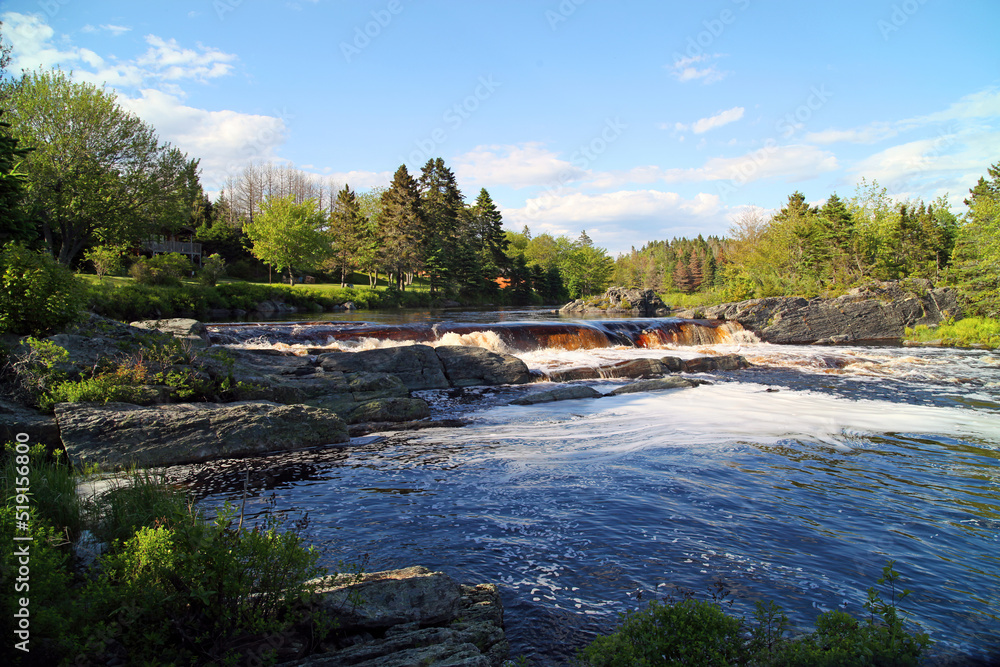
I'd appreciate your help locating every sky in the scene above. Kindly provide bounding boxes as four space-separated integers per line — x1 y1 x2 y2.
2 0 999 256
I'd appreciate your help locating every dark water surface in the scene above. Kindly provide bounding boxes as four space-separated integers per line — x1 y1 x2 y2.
184 313 1000 665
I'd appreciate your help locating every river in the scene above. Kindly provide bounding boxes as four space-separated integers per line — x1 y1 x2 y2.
180 308 1000 665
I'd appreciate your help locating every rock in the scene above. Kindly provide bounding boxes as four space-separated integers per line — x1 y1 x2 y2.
659 356 685 372
435 346 534 387
55 400 349 467
546 367 602 382
704 282 962 345
682 354 750 372
294 567 508 667
607 377 699 395
129 318 210 344
348 397 431 424
546 358 666 382
0 398 61 450
560 287 669 317
598 358 665 378
346 372 409 402
311 566 463 631
511 385 603 405
319 345 450 390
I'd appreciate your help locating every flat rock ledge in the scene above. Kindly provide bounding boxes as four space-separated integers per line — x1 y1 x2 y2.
291 566 508 667
55 400 349 468
703 281 962 345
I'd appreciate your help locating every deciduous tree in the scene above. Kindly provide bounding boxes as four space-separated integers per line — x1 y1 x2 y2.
243 195 330 285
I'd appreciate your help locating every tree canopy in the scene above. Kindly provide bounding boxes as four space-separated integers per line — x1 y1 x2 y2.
4 69 196 265
243 194 330 285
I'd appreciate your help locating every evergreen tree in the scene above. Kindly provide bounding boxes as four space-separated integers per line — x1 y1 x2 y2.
418 158 466 294
328 184 366 286
471 188 510 285
378 165 423 290
0 111 34 244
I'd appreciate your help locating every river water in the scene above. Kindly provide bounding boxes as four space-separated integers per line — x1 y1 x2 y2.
184 308 1000 665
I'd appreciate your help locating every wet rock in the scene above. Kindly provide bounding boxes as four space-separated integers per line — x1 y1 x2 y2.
347 397 431 424
435 345 533 387
560 286 669 317
600 358 665 378
607 377 699 395
511 385 603 405
56 400 349 467
546 367 602 382
659 356 685 372
318 345 450 390
682 354 750 372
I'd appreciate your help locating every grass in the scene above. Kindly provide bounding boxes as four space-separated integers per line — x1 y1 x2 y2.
904 317 1000 348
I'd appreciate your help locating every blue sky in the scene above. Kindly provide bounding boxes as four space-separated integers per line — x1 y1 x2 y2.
3 0 998 255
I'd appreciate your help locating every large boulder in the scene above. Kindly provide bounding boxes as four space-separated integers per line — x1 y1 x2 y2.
55 400 349 467
0 399 61 450
434 345 533 387
296 567 508 667
704 282 962 344
607 377 699 395
318 345 450 390
560 287 669 317
130 318 210 345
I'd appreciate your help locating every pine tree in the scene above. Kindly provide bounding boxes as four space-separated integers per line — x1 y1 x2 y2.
471 188 510 293
378 165 423 290
418 158 466 294
328 184 366 286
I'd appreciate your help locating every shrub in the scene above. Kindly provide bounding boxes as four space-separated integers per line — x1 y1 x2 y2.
0 243 85 335
83 244 126 280
199 253 227 286
578 563 930 667
129 252 193 286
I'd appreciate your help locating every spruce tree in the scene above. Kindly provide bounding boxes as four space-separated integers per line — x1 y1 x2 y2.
379 165 423 290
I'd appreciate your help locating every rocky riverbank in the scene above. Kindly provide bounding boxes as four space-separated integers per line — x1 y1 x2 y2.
685 281 962 345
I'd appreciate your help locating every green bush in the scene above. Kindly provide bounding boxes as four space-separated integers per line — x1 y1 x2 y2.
0 243 85 335
199 252 227 286
579 598 748 666
578 563 930 667
129 252 193 286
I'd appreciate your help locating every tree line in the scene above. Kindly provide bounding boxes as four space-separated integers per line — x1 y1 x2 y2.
610 169 1000 319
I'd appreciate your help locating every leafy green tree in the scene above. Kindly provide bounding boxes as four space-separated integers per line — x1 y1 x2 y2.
243 195 330 285
328 185 366 287
83 244 125 281
563 243 614 298
356 187 385 286
378 166 423 290
0 243 83 335
4 69 194 265
0 111 35 244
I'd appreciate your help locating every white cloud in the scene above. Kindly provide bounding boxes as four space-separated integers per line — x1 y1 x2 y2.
453 143 587 189
323 170 393 191
675 106 745 135
804 124 897 145
3 11 106 72
503 189 728 254
667 54 727 84
119 89 289 190
136 35 237 82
